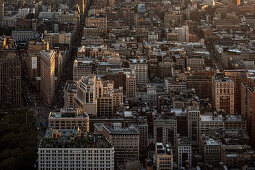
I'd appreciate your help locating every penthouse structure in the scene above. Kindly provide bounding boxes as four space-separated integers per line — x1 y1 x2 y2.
48 108 89 132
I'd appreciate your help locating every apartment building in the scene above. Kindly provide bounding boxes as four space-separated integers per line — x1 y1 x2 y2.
212 74 235 114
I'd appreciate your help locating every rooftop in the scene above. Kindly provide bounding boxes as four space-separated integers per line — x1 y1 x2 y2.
49 108 88 119
103 124 139 135
39 129 112 148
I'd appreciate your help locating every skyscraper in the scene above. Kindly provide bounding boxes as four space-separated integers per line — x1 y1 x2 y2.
40 50 56 104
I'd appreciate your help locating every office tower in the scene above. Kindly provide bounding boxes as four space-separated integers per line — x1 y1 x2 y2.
63 81 76 108
154 114 177 146
186 71 214 100
102 123 139 166
126 74 136 98
187 106 200 146
155 143 173 170
38 131 114 170
73 59 93 82
212 74 235 114
40 50 55 104
177 137 192 169
0 47 21 107
130 59 148 85
48 108 89 132
74 75 97 116
224 70 246 114
0 0 4 22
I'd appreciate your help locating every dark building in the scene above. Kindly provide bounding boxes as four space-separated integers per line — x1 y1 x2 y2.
0 49 21 107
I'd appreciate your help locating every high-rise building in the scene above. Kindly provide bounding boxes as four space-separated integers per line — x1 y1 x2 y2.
40 50 56 104
187 106 200 146
130 59 148 86
154 114 177 146
212 74 235 114
0 45 21 107
224 70 246 114
102 123 139 166
155 143 173 170
241 71 255 147
48 108 89 132
0 0 4 22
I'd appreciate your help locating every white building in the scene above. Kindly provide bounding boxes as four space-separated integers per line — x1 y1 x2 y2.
38 130 114 170
177 137 192 169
